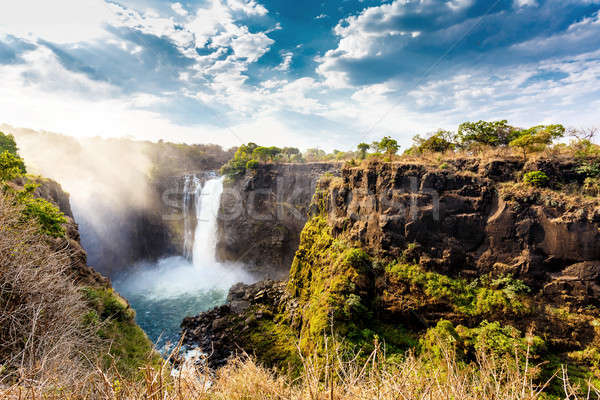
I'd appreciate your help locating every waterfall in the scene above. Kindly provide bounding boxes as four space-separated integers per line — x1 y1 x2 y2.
191 176 224 266
182 175 196 260
113 174 253 349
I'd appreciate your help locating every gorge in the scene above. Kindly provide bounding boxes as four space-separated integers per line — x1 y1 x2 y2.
5 127 600 397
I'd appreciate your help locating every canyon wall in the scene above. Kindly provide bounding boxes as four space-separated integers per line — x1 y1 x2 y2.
184 157 600 370
216 162 341 279
325 158 600 295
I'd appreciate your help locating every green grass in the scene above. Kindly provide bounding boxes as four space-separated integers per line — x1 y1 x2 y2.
82 287 160 377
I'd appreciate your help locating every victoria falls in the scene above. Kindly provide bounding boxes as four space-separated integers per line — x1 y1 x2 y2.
2 0 600 399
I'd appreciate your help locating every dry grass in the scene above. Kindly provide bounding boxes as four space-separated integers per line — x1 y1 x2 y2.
2 338 599 400
0 192 99 387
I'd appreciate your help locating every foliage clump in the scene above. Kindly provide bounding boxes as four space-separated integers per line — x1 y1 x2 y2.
406 130 456 154
422 320 545 362
82 287 158 375
288 215 373 353
523 171 550 187
0 133 67 237
386 262 531 317
0 131 26 175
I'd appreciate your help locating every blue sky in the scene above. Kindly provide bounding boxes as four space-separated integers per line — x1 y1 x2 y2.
1 0 599 150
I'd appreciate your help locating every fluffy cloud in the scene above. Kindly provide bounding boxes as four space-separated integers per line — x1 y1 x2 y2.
317 0 600 87
0 0 113 43
1 0 599 152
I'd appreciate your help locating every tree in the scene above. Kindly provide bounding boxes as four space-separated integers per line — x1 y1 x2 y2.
0 131 26 173
509 124 565 160
252 147 271 162
457 120 520 149
357 143 370 159
372 136 399 159
411 130 456 154
282 147 300 161
0 150 25 181
252 146 281 162
305 148 326 162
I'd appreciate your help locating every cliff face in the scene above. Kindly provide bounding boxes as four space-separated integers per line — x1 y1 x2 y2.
10 176 108 287
326 159 600 296
215 163 341 278
183 158 600 373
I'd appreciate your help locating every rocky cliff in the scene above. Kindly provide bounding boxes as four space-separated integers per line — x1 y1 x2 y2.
10 176 109 287
216 163 341 278
183 157 600 377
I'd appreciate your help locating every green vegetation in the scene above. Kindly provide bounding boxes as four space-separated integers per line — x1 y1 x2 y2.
371 136 399 160
509 124 565 159
288 215 371 353
357 142 370 159
523 170 550 187
406 129 456 154
82 287 159 376
422 319 544 362
0 150 26 181
0 131 26 174
0 133 67 237
13 183 67 237
457 120 521 148
386 262 531 318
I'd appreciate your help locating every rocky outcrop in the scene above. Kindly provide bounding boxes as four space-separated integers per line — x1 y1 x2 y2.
181 280 288 368
216 163 341 278
325 159 600 293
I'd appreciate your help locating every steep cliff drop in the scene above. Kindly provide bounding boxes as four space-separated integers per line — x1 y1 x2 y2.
113 175 254 350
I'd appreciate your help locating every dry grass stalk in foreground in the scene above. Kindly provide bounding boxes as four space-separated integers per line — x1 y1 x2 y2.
3 340 599 400
0 193 98 387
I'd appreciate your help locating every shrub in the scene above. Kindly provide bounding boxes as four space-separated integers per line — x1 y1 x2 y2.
523 171 549 187
0 192 97 384
0 150 25 181
583 177 600 196
0 131 26 174
16 184 67 237
246 159 259 170
576 161 600 178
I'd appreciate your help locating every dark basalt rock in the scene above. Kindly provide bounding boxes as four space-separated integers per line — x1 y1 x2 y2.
181 280 286 368
216 163 341 279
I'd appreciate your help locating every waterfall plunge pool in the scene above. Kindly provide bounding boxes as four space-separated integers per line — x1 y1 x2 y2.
112 176 255 351
113 256 253 350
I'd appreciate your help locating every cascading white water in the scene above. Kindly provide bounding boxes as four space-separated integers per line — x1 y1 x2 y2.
182 175 196 260
192 177 224 266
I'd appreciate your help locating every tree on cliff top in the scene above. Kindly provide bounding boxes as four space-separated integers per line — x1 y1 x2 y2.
408 130 456 154
0 131 26 174
509 124 565 160
372 136 399 159
457 120 521 149
357 143 370 159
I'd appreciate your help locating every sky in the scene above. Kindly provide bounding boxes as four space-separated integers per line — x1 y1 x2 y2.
1 0 599 151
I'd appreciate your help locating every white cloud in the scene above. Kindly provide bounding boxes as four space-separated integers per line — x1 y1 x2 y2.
315 14 327 19
170 2 188 16
514 0 538 8
226 0 268 16
0 0 113 43
275 52 293 71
